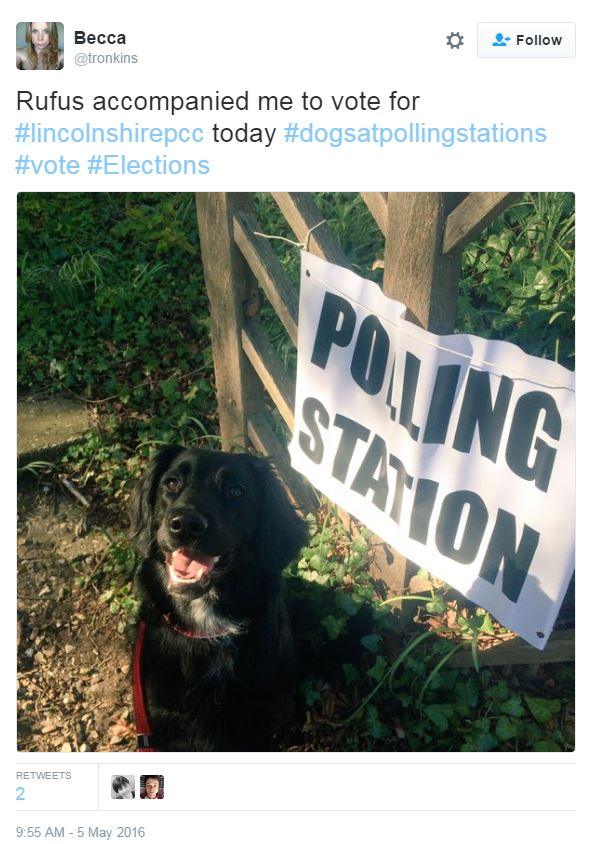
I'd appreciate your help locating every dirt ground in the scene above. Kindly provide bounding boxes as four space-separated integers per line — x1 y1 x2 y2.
17 477 138 753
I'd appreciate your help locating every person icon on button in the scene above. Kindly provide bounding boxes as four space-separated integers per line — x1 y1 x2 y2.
492 33 511 47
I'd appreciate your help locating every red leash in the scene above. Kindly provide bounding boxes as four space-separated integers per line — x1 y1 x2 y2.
132 615 232 750
132 621 155 751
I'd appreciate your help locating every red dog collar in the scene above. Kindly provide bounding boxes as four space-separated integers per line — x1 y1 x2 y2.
162 612 233 640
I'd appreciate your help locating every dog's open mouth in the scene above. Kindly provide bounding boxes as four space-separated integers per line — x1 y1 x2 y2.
166 548 220 585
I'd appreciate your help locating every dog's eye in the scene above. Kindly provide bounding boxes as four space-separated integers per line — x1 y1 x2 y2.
164 476 182 493
224 483 245 499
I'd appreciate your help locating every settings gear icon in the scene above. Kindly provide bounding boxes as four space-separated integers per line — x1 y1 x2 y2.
446 32 464 49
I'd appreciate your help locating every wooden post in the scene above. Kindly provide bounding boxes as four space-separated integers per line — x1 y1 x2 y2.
195 193 265 451
383 193 462 333
371 194 463 594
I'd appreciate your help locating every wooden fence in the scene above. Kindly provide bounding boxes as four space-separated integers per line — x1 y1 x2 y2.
195 192 574 666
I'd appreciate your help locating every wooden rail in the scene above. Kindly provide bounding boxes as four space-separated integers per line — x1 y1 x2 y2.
241 320 295 431
233 210 299 346
448 629 575 667
443 192 522 255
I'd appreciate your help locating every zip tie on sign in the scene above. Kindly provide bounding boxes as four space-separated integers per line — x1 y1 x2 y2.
253 219 329 251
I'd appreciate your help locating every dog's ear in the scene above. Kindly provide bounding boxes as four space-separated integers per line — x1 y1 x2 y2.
129 444 184 557
249 457 308 573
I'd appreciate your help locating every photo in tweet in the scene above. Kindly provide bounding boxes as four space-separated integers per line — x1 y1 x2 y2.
17 192 574 755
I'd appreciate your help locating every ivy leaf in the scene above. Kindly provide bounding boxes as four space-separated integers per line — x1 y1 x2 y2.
425 594 447 614
300 680 322 707
475 610 495 635
423 704 454 732
524 696 562 724
500 695 525 717
365 704 385 739
321 615 347 641
495 716 517 742
532 740 562 752
342 663 359 685
308 554 325 570
474 733 499 751
486 231 512 253
486 681 510 702
335 591 359 616
456 679 479 709
367 655 388 682
361 634 382 654
160 377 180 402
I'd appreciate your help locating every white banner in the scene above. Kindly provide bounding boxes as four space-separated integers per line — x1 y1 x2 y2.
289 252 575 649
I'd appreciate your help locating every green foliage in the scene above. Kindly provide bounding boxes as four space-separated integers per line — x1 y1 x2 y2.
287 508 573 752
285 510 573 752
17 460 57 478
18 193 219 496
458 192 574 367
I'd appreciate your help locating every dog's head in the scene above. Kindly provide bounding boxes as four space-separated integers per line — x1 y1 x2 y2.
129 446 308 596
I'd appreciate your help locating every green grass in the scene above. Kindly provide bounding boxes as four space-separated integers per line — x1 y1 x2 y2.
17 191 575 751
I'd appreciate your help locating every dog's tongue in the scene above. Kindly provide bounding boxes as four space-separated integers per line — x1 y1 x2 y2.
171 549 215 578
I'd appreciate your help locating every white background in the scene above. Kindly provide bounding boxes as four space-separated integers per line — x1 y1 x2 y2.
3 0 599 841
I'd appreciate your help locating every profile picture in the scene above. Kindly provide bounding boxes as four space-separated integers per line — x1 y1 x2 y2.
140 774 164 800
16 22 64 70
111 774 135 799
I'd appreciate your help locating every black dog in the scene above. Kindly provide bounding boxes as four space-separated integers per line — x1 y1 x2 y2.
129 445 307 751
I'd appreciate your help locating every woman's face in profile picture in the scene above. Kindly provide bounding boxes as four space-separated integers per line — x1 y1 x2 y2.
30 23 51 49
145 779 159 798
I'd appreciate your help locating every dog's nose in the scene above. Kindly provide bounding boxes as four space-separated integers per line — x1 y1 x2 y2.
169 512 208 538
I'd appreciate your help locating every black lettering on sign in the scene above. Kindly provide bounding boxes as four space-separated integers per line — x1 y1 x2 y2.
388 455 413 523
453 370 514 462
350 315 390 395
398 352 421 440
435 490 488 564
385 362 397 420
505 392 561 492
298 397 330 463
350 434 389 511
332 414 370 483
424 364 461 444
310 292 356 369
479 509 540 602
409 478 439 545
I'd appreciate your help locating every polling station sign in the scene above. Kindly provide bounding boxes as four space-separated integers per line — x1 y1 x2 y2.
289 252 575 649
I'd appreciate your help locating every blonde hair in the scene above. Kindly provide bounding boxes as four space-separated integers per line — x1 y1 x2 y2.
25 22 60 70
